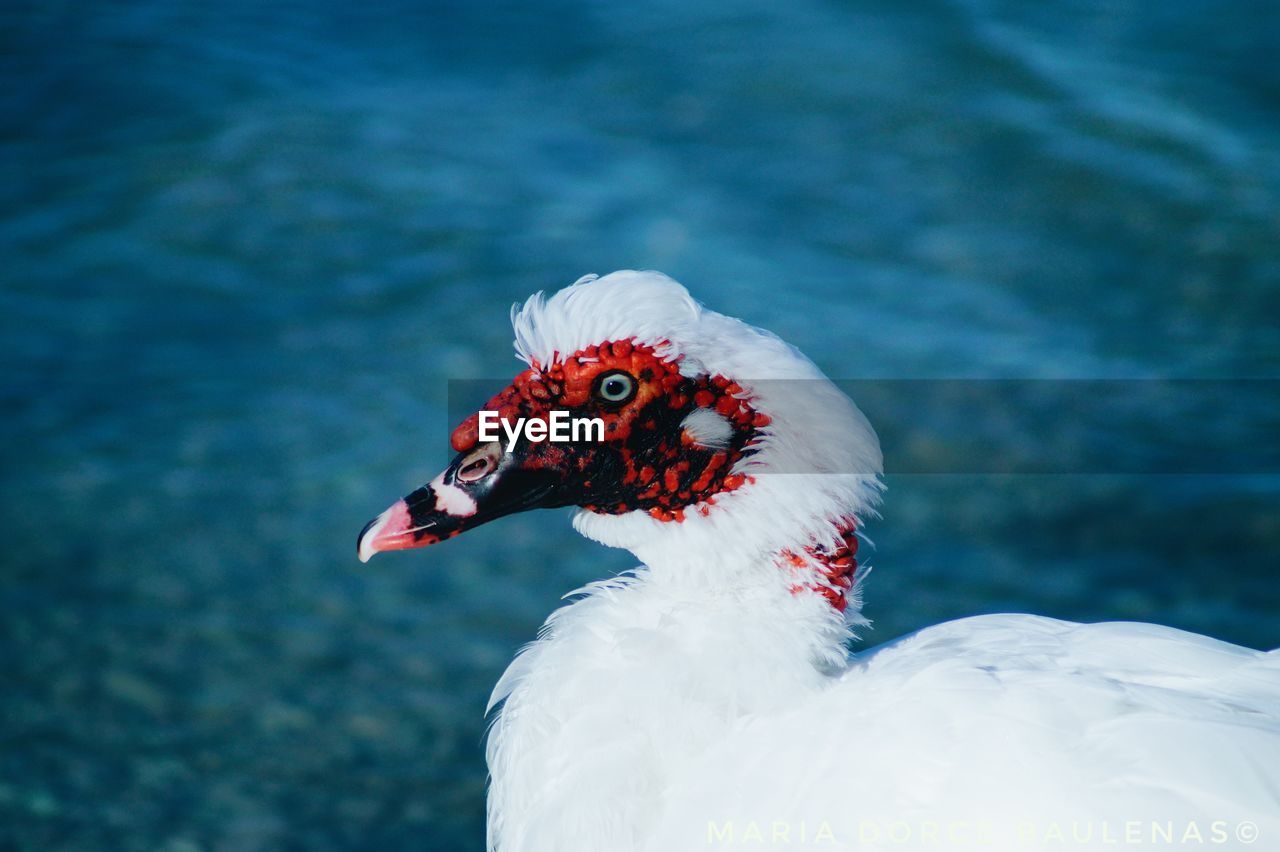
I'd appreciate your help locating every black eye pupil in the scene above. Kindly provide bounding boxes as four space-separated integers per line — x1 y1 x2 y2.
606 380 623 395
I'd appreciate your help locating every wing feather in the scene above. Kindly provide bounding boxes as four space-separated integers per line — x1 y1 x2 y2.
647 615 1280 850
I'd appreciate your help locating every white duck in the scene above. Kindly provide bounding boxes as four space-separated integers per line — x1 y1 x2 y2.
358 271 1280 852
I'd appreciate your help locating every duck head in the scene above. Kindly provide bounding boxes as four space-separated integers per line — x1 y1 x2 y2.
358 271 882 608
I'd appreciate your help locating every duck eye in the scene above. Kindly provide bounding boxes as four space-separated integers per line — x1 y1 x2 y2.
594 370 636 404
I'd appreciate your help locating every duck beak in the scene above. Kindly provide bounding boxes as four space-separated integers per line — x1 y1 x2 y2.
357 441 570 562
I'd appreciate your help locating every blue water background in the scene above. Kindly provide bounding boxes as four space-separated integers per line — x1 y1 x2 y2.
3 1 1279 849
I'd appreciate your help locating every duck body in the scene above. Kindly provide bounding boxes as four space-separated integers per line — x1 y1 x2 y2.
487 577 1280 852
357 271 1280 851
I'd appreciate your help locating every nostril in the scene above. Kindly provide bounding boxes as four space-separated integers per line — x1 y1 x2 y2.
457 453 496 483
452 441 504 485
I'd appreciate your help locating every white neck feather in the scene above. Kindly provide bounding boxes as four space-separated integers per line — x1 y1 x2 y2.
484 562 851 852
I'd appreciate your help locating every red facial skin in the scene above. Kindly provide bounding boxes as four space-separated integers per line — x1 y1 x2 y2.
450 341 764 522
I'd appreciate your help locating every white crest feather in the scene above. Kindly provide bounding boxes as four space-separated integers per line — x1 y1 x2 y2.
511 271 703 372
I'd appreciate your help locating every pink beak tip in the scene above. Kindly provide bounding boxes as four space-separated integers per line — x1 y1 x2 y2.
356 499 413 563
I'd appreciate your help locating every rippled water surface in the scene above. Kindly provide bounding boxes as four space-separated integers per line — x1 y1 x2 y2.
3 1 1279 849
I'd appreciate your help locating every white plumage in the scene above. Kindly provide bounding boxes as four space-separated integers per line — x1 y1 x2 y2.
464 272 1280 851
